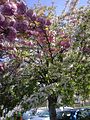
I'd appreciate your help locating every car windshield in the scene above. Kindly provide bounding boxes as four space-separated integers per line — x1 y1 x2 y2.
36 110 49 117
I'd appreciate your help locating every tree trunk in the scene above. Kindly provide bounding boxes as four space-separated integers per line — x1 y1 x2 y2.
48 94 57 120
0 110 2 118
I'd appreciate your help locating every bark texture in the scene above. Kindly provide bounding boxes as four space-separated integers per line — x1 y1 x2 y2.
48 94 57 120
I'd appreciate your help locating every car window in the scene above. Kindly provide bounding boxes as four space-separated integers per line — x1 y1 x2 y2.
56 111 63 119
57 111 72 120
77 109 90 120
36 110 49 117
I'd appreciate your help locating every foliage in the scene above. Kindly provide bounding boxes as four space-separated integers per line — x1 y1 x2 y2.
0 0 90 119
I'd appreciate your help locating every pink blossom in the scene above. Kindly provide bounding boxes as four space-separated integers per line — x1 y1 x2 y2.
59 40 70 48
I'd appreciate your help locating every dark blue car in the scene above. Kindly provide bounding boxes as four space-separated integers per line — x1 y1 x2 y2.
57 108 90 120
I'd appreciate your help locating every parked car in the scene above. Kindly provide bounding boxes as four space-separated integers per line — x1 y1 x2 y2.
57 109 78 120
31 109 50 120
76 108 90 120
22 107 90 120
57 108 90 120
22 108 49 120
22 108 37 120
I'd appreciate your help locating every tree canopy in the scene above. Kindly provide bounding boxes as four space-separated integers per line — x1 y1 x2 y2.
0 0 90 119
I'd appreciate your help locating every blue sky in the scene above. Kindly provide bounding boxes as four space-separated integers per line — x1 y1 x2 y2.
25 0 88 15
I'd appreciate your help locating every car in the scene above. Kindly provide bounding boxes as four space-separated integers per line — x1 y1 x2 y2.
57 108 90 120
22 108 37 120
76 108 90 120
22 107 49 120
31 109 50 120
22 107 90 120
23 108 62 120
56 109 78 120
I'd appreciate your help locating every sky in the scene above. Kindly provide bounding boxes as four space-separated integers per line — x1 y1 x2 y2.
25 0 88 15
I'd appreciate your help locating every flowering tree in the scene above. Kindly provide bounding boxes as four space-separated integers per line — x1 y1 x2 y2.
0 0 90 120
